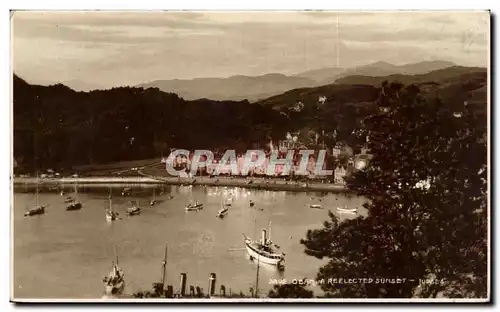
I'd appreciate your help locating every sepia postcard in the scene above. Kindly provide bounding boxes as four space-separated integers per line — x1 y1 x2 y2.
10 10 490 303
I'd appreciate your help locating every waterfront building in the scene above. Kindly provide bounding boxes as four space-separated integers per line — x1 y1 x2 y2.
334 166 347 185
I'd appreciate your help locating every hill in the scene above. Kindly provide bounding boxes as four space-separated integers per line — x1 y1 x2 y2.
13 76 290 172
333 66 486 86
255 66 486 148
295 60 456 85
258 66 486 110
136 73 317 102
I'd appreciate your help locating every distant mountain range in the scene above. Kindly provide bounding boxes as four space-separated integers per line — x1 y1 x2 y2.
295 60 457 84
136 60 459 102
137 73 316 102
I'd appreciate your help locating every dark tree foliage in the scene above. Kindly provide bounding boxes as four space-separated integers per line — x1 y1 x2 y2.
13 75 289 172
300 82 488 298
268 279 314 298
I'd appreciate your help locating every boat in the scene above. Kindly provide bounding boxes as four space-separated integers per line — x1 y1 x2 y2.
66 201 83 211
185 201 203 211
24 205 45 217
66 183 83 211
106 190 120 221
309 204 323 209
103 257 125 296
106 209 120 221
243 222 285 267
126 201 142 216
216 197 229 219
336 206 358 214
24 176 46 217
216 206 228 218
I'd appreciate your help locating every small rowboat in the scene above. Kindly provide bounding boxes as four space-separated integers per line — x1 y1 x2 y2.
185 202 203 211
24 205 45 217
336 206 358 214
309 204 323 209
216 206 228 218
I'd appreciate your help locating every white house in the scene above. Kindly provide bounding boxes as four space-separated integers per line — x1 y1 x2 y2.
332 143 343 157
334 166 347 185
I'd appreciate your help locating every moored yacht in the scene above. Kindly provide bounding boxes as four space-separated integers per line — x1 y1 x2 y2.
25 176 46 217
103 258 125 296
243 223 284 267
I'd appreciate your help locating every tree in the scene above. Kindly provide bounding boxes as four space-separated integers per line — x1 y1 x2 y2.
268 279 314 298
300 82 488 298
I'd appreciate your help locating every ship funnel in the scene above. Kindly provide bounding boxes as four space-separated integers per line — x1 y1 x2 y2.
208 273 216 297
180 273 187 297
261 229 267 245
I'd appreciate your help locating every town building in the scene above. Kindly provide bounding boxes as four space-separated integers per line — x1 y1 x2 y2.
332 143 343 157
334 166 347 185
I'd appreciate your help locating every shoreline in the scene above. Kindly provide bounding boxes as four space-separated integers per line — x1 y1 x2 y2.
12 176 349 193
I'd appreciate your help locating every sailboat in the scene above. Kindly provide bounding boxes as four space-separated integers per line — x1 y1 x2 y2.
24 175 45 217
216 197 229 219
66 182 83 211
126 200 142 216
243 221 284 267
103 255 125 296
106 189 120 222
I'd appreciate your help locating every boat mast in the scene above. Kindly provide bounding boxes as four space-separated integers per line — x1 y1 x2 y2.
35 173 39 206
268 221 272 243
108 188 112 212
254 254 260 298
253 214 257 241
161 242 168 293
75 181 78 201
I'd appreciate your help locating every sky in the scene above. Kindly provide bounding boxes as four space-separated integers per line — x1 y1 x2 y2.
12 11 489 90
